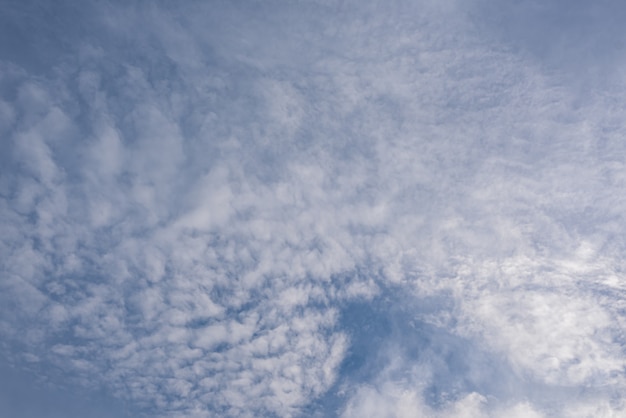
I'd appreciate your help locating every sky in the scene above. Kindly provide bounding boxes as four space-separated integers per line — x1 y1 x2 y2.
1 0 626 417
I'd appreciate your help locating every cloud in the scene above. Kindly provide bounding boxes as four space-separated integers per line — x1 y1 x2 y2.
1 0 626 417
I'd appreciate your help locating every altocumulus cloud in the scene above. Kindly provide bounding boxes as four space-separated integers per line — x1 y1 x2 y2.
1 0 626 417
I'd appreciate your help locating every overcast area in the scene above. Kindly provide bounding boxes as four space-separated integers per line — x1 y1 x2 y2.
1 1 626 417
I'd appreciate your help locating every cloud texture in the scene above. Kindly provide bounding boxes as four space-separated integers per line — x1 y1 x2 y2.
1 0 626 417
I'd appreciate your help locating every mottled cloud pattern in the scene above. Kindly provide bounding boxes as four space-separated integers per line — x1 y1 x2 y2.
1 1 626 417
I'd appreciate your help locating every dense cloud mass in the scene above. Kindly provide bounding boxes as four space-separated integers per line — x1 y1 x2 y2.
1 0 626 417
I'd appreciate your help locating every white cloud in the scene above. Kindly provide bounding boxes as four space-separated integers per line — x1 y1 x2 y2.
342 380 548 418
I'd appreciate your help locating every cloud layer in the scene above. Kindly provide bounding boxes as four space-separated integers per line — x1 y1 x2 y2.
2 1 626 417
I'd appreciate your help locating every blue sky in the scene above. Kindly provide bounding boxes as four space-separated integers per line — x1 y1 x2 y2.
1 0 626 417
